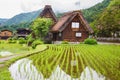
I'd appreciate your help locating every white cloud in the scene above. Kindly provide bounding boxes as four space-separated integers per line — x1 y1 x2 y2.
0 0 103 18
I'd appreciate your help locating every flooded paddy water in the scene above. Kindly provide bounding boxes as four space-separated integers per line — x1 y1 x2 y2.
0 51 13 56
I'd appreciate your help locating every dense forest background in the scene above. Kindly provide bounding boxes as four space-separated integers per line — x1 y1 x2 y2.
0 0 120 37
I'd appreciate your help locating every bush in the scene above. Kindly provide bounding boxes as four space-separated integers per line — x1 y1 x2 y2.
18 38 27 44
7 38 16 43
61 41 69 44
27 37 35 46
79 42 84 44
12 36 18 40
84 38 97 45
8 40 16 43
0 40 6 44
32 40 43 49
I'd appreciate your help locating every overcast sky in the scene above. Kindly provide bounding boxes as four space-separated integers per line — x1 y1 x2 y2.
0 0 103 19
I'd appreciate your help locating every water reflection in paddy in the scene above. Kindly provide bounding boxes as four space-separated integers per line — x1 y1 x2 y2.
0 51 13 56
9 58 106 80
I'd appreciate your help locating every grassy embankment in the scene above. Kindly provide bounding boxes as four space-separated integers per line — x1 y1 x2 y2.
0 41 47 80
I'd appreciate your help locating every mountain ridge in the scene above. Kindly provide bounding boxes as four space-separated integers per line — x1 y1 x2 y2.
0 10 42 26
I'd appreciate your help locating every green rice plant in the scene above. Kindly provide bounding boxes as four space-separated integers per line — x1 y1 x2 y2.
27 44 120 80
0 67 13 80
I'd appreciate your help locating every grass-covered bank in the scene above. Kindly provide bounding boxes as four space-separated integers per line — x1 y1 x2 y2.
0 40 31 56
0 40 46 57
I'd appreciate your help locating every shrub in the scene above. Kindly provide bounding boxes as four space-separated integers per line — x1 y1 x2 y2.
0 40 6 44
18 38 27 44
84 38 97 45
8 38 12 40
12 36 18 40
32 40 43 49
27 37 35 46
61 41 69 44
7 38 16 43
79 42 83 44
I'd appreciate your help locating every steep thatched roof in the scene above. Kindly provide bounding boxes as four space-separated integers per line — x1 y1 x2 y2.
40 5 57 22
51 10 93 34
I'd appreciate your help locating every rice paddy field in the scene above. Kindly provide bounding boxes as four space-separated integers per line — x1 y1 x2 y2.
0 42 30 56
8 44 120 80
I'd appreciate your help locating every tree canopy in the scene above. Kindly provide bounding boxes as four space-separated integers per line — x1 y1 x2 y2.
30 18 53 39
90 0 120 37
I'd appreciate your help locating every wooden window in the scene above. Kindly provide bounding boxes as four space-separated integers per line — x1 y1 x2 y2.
76 32 82 37
72 22 79 28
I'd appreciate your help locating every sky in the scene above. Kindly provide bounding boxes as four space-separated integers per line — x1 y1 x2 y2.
0 0 103 19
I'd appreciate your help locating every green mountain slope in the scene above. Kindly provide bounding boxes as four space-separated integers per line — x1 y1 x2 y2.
82 0 111 23
3 10 42 25
0 18 8 25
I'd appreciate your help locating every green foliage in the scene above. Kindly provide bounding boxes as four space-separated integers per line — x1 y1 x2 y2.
90 21 99 35
12 36 18 40
0 22 32 31
31 18 53 39
82 0 110 23
84 38 97 45
8 40 16 44
7 38 16 44
32 40 43 49
27 34 35 45
18 38 27 44
0 40 5 44
92 0 120 37
0 67 13 80
108 0 120 8
61 41 69 44
56 13 63 19
86 0 120 37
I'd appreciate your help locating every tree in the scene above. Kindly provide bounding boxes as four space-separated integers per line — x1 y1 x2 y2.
90 0 120 37
30 18 53 40
97 0 120 37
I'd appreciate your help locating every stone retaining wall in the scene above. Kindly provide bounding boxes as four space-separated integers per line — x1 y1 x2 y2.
97 37 120 43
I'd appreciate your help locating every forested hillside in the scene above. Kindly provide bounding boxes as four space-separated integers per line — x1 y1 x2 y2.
0 10 42 31
82 0 111 23
91 0 120 37
3 10 42 26
0 18 8 25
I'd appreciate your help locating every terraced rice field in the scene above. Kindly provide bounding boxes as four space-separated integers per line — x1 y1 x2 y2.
9 44 120 80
